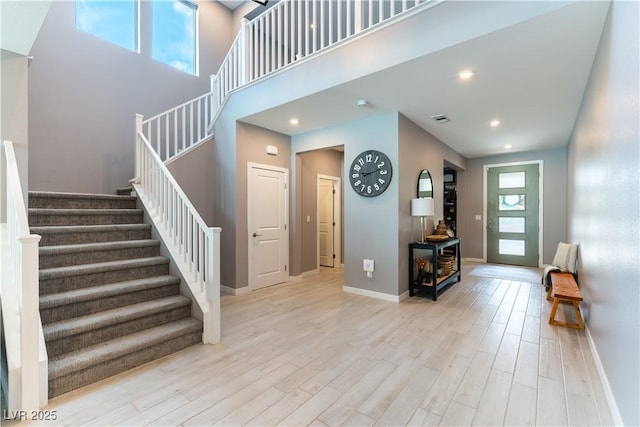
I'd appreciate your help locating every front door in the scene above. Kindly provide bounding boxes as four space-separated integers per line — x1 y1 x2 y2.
486 163 540 267
248 164 288 290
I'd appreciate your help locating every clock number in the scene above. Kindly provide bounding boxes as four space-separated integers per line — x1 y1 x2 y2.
353 165 361 172
351 173 359 179
358 158 365 166
377 161 385 168
367 186 372 194
378 178 385 184
354 180 361 186
365 154 373 162
380 169 387 175
360 184 365 192
374 183 380 191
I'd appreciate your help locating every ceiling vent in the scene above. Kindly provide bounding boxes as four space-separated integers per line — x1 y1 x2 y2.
431 114 450 123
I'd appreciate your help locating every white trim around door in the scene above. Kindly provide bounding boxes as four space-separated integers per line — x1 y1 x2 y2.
482 160 544 267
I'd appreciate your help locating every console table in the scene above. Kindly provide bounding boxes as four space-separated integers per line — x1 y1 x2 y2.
409 238 461 301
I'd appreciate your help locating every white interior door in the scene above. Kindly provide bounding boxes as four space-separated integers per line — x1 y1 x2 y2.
319 178 335 267
248 164 288 290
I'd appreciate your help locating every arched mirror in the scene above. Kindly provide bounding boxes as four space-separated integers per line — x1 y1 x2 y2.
417 169 433 198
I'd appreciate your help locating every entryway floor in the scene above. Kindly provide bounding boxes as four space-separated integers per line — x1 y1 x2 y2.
7 263 612 426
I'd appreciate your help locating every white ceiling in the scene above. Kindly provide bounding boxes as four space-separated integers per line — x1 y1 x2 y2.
0 1 52 56
239 1 610 158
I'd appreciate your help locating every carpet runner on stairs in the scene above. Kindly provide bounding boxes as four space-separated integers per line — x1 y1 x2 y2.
29 191 203 398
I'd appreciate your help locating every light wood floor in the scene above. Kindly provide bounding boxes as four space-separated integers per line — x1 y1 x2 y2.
10 263 613 426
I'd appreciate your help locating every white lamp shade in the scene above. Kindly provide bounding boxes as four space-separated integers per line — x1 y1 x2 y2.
411 197 434 217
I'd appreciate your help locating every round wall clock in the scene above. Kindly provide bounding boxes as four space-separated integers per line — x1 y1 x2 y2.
349 150 393 197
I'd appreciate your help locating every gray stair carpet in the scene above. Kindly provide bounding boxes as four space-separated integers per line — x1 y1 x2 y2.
29 191 202 398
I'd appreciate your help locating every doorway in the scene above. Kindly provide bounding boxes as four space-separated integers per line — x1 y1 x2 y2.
317 175 341 268
247 163 289 290
484 161 542 267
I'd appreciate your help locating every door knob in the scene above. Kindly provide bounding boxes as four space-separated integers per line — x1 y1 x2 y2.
487 219 494 230
253 233 262 237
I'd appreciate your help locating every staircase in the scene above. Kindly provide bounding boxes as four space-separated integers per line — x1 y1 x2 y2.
29 191 202 398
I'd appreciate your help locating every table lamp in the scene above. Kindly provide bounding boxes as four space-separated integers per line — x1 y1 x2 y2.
411 197 434 243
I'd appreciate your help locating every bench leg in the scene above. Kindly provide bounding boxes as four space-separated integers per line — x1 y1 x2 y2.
548 297 584 330
546 285 553 302
573 300 585 330
548 298 560 326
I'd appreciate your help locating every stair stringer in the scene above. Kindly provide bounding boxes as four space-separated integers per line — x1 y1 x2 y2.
131 189 220 345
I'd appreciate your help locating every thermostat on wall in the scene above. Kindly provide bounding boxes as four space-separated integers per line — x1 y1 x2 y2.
266 145 278 156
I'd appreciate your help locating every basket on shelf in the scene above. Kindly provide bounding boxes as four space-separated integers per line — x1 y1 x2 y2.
437 254 455 276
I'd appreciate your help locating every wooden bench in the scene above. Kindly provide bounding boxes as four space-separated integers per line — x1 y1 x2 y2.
546 272 584 330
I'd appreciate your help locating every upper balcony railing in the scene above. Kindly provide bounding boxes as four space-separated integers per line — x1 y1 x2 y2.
210 0 440 130
144 0 440 163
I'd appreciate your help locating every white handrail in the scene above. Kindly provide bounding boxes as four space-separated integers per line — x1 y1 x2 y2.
132 124 221 344
1 140 45 412
140 92 213 163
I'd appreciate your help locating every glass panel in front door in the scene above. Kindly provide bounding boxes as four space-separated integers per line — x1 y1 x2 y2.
487 164 539 267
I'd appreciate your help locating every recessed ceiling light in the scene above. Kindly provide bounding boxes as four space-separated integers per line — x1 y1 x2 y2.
357 99 368 108
289 118 300 125
458 69 475 80
505 144 512 149
490 119 501 127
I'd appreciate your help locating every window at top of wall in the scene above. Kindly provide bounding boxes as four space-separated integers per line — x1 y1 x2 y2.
152 0 198 75
76 0 139 52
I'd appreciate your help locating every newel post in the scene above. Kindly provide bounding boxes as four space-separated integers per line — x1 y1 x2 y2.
134 114 143 183
20 233 42 412
203 227 221 344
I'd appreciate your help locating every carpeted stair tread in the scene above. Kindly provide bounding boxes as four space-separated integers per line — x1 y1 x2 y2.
40 239 158 255
29 191 136 201
29 192 137 209
40 275 180 310
29 208 143 216
32 224 152 246
48 318 202 380
40 256 169 281
43 295 192 342
29 208 144 226
39 239 161 268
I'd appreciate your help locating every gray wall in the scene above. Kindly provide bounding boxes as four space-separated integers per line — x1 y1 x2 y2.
298 149 343 273
28 0 233 194
567 1 639 424
166 140 215 225
460 148 568 264
398 114 466 294
293 113 401 296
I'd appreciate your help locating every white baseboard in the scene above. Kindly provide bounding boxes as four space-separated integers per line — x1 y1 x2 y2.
463 257 484 263
343 286 401 303
303 269 320 277
585 325 623 426
398 290 410 302
220 285 249 296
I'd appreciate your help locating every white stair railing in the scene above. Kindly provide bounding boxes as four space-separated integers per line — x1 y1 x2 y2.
140 92 213 163
209 0 440 128
132 120 221 344
1 140 47 412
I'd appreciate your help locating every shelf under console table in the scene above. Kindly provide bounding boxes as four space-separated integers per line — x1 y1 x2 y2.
409 238 461 301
